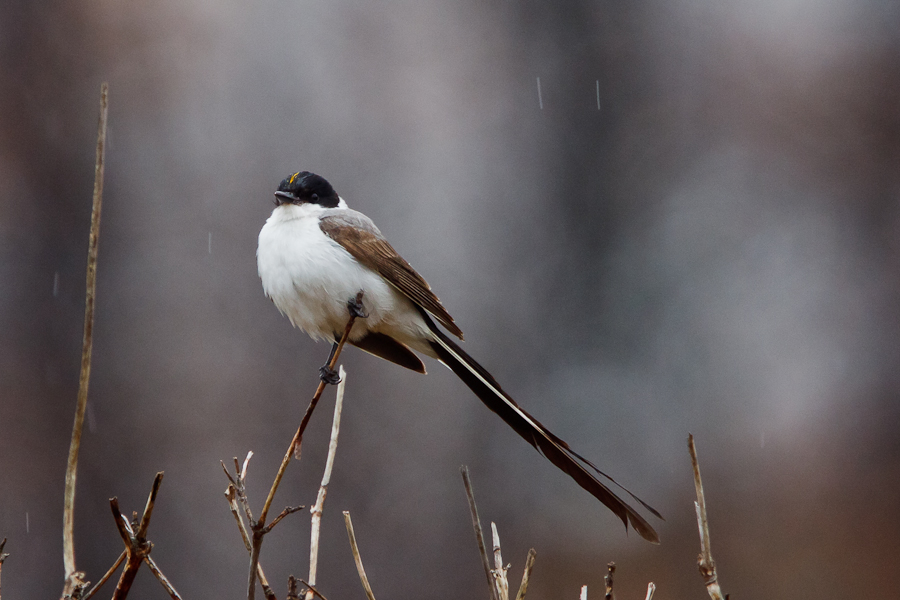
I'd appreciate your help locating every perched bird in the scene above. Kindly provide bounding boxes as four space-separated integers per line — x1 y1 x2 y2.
257 171 661 542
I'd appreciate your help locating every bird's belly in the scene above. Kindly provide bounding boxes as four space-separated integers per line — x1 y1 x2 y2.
258 220 426 344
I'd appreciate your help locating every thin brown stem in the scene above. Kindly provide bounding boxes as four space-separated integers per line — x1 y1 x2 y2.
144 556 184 600
689 434 725 600
299 579 330 600
62 81 108 600
460 466 499 600
604 563 615 600
258 294 363 526
343 512 377 600
81 551 126 600
0 538 9 600
305 368 346 600
513 549 536 600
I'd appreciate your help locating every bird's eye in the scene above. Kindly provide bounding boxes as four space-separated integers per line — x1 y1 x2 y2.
311 193 319 201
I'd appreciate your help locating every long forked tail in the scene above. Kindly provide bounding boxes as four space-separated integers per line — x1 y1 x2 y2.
426 323 662 544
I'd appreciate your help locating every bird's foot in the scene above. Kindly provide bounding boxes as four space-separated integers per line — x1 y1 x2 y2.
347 292 369 319
319 365 341 385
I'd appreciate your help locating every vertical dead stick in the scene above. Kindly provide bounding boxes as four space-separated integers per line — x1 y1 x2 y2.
62 81 108 599
581 585 588 600
461 466 499 600
1 537 9 600
688 434 725 600
604 563 615 600
513 548 536 600
305 367 346 600
644 582 656 600
342 512 377 600
490 523 509 600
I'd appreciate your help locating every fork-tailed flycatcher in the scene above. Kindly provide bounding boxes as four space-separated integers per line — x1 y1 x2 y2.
257 171 662 542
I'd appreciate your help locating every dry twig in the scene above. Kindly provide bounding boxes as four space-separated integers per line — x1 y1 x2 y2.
105 472 182 599
490 523 510 600
644 582 656 600
342 512 377 600
0 538 8 600
688 434 726 600
604 563 615 600
581 585 588 600
305 367 347 600
62 81 108 600
514 548 536 600
460 466 499 600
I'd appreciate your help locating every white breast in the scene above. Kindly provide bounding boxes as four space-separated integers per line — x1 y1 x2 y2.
257 203 430 348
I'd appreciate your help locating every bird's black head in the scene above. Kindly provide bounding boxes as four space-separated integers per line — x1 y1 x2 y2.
274 171 339 208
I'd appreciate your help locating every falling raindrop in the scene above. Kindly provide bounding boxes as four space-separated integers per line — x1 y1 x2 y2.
208 232 212 254
536 77 543 110
596 80 601 111
53 271 59 297
26 512 29 533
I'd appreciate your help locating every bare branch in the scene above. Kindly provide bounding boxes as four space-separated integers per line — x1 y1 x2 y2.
514 549 536 600
490 522 509 600
604 563 615 600
62 81 108 600
299 579 330 600
0 538 9 600
581 585 588 600
343 512 377 600
306 372 346 600
688 434 726 600
644 582 656 600
144 556 184 600
258 294 363 528
460 466 499 600
81 551 125 600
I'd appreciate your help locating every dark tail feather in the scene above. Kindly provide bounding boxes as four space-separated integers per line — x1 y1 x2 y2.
427 325 661 543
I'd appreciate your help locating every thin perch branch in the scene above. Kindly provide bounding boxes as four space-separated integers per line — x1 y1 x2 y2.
305 367 347 600
258 293 364 527
343 512 377 600
460 466 499 600
688 434 725 600
490 522 509 600
62 80 108 600
514 549 536 600
644 582 656 600
604 563 615 600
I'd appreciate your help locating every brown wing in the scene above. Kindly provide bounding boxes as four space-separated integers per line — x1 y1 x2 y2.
320 211 464 340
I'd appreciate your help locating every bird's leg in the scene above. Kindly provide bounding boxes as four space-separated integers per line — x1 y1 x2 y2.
318 292 368 385
347 290 369 319
319 342 342 385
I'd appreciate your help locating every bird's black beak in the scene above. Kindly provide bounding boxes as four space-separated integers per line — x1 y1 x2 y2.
274 190 298 206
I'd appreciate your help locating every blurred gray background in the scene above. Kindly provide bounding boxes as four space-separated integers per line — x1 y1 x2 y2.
2 0 899 598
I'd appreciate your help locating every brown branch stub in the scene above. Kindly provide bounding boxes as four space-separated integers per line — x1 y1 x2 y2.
688 434 726 600
107 473 182 600
287 576 300 600
513 548 536 600
81 551 126 600
461 466 500 600
299 580 330 600
604 562 615 600
0 537 8 600
343 512 377 600
490 522 510 600
62 81 108 600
